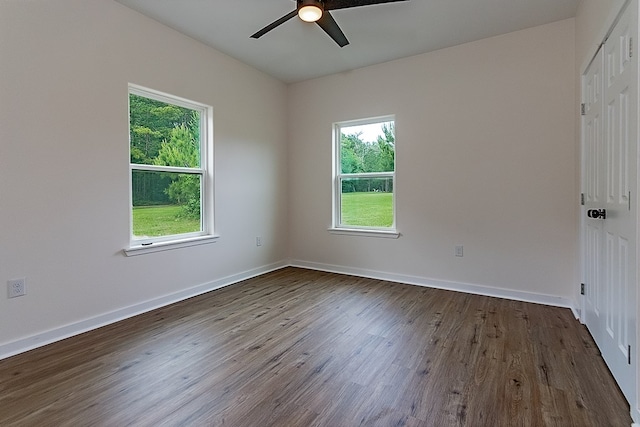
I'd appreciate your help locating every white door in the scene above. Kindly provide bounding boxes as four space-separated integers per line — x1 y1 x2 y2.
583 46 605 348
582 0 638 411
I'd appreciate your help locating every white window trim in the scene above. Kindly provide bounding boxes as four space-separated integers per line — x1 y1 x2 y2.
123 235 219 257
332 115 398 238
327 228 400 239
126 84 215 254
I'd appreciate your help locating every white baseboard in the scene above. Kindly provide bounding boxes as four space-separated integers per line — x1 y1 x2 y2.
0 259 581 361
290 260 580 315
0 260 288 360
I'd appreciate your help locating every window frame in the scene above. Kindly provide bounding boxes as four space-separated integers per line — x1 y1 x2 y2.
125 84 217 255
330 115 399 238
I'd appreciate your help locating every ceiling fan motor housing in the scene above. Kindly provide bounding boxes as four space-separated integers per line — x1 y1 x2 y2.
298 0 324 10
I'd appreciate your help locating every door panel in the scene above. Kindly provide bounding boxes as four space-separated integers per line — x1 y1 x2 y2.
583 47 605 344
582 0 638 413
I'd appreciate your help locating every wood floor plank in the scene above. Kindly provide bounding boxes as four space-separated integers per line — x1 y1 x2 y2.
0 267 632 426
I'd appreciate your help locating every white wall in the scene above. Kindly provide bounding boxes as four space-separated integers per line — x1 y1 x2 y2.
0 0 288 351
288 19 577 303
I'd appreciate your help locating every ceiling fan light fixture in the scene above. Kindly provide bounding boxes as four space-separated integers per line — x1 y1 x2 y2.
298 1 323 23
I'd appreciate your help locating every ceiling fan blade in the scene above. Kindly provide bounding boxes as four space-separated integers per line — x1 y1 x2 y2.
325 0 409 11
251 10 298 39
316 11 349 47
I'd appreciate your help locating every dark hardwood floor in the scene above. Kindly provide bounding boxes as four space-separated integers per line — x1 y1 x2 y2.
0 267 632 426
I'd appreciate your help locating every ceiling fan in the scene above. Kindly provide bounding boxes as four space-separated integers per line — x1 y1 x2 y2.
250 0 410 48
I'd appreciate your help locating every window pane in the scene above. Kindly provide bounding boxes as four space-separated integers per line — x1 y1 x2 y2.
129 94 201 167
132 170 201 238
341 177 393 227
340 121 394 173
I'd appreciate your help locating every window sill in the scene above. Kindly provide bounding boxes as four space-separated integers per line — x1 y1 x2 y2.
124 235 220 256
328 228 400 239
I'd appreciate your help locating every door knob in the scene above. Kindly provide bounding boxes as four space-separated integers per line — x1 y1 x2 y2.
587 209 606 219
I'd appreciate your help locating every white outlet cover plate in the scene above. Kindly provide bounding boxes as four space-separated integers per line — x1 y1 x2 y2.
7 278 26 298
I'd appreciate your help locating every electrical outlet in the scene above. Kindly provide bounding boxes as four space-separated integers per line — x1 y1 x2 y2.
256 236 262 247
8 278 26 298
455 245 464 257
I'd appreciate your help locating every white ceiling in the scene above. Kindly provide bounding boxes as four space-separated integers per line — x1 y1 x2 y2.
115 0 579 83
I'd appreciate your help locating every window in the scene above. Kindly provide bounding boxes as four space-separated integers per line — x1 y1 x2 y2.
332 116 398 237
126 85 215 254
